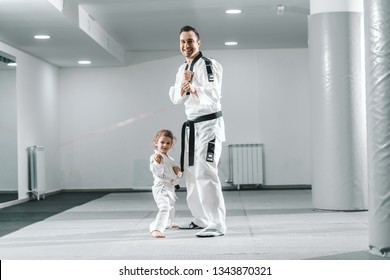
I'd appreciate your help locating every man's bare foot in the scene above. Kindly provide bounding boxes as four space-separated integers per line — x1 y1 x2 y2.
151 230 165 238
171 223 179 228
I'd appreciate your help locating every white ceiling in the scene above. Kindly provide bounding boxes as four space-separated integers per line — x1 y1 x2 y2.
0 0 310 67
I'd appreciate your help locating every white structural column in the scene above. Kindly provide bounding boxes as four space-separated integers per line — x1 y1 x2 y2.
364 0 390 257
309 0 367 210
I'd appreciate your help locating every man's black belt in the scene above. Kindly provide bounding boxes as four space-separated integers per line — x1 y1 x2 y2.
180 111 222 171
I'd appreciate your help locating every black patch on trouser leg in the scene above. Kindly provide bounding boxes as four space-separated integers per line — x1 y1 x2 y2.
206 138 215 162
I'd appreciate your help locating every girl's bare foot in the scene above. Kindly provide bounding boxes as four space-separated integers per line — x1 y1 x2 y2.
171 223 179 228
151 230 165 238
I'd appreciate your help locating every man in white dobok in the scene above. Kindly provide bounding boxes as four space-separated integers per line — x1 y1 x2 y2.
169 25 226 237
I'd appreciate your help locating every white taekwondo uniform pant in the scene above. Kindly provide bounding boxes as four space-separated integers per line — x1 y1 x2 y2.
183 119 227 234
149 185 176 234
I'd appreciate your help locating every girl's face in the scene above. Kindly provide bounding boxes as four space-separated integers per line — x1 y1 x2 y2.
155 135 173 154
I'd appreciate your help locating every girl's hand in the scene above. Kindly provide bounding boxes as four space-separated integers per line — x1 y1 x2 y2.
154 154 162 164
173 166 182 176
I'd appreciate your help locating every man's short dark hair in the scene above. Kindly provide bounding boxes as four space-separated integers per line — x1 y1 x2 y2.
180 25 200 40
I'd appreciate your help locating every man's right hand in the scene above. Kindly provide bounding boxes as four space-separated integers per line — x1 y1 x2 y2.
180 70 194 96
183 70 193 81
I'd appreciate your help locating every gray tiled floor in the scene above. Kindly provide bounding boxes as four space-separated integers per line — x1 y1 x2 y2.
0 189 387 260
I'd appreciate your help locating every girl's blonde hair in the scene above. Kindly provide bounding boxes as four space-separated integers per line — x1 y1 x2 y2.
153 129 176 147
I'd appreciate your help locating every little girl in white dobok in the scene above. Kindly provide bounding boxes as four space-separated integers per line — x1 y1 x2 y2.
149 129 182 238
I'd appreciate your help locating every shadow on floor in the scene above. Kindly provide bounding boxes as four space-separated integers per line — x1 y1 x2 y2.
0 192 110 238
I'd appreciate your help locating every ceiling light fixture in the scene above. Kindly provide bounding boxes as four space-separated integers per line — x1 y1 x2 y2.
34 35 51 40
78 60 91 65
276 4 285 15
225 41 238 46
226 9 242 14
7 62 17 67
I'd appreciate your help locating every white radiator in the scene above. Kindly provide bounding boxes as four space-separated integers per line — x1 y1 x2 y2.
27 146 46 200
228 144 264 190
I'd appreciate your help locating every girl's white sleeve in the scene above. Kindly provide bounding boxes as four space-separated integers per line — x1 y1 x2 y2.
150 155 165 178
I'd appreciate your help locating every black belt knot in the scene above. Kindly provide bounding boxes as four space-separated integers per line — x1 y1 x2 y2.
180 111 222 171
